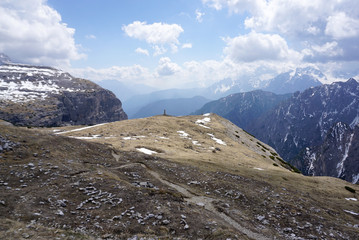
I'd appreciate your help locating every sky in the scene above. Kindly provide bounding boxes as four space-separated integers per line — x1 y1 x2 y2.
1 0 359 89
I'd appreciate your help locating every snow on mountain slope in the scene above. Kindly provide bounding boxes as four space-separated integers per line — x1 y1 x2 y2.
0 54 127 126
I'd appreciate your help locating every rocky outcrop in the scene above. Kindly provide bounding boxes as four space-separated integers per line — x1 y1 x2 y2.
0 55 127 126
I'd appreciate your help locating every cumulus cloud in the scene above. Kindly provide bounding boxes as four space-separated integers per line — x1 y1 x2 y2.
122 21 183 45
156 57 181 76
304 41 343 59
325 12 359 39
0 0 84 67
135 47 149 56
204 0 359 64
223 31 301 62
122 21 184 56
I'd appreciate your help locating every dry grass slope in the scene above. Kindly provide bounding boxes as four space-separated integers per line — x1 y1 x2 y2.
0 114 358 239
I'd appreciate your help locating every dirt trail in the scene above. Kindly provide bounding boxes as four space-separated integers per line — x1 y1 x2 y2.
112 151 270 240
144 165 270 240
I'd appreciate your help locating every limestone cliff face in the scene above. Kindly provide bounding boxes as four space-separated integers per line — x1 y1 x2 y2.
0 55 127 127
59 87 127 126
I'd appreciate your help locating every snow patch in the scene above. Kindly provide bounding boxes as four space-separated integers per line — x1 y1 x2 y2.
192 140 201 146
203 113 211 116
352 173 359 184
195 116 211 129
70 135 102 140
122 136 146 140
177 131 190 139
336 133 354 178
254 167 264 171
345 198 358 201
136 148 158 155
350 115 359 128
344 210 359 216
158 136 169 140
207 133 226 145
55 123 108 135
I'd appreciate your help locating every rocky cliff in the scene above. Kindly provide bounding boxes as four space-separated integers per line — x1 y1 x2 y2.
0 54 127 126
248 78 359 182
297 122 359 183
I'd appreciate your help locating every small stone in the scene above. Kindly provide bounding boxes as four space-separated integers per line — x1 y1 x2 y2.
181 214 187 219
184 224 189 230
56 210 64 216
162 219 170 225
196 202 205 207
22 233 30 239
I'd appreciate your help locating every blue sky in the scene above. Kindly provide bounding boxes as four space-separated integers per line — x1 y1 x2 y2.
1 0 359 89
47 0 248 68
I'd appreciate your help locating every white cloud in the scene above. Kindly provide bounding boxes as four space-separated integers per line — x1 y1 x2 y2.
196 9 205 23
204 0 359 64
325 12 359 39
135 47 149 56
122 21 183 45
153 45 167 56
202 0 265 13
69 64 150 83
223 31 301 62
182 43 192 49
0 0 84 67
122 21 184 56
86 34 96 39
311 42 343 57
156 57 181 76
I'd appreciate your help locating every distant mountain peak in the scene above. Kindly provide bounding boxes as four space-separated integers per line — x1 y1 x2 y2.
0 53 12 64
347 78 358 84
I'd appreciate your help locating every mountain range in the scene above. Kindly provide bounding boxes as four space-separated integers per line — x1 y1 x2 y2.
202 78 359 183
116 67 324 119
0 54 127 127
194 90 291 131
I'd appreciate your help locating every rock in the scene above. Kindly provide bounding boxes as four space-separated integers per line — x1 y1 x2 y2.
0 60 127 127
56 210 64 216
162 219 170 225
